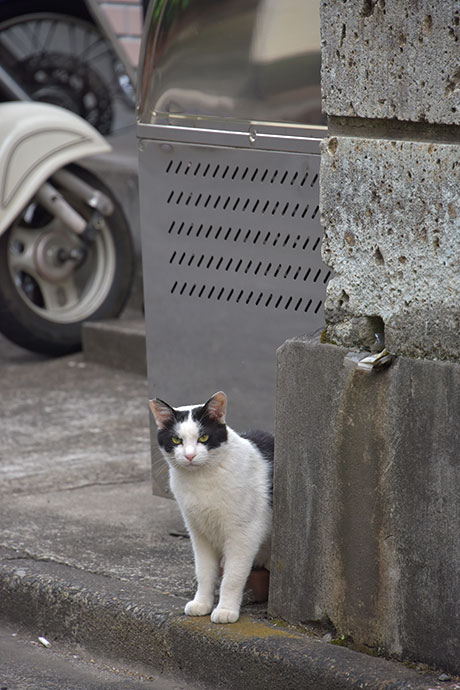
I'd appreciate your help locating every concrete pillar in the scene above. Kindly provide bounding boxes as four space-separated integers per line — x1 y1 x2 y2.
320 0 460 358
269 1 460 674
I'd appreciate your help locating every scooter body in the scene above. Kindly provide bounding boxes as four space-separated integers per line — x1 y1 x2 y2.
0 101 110 236
0 100 134 355
0 1 137 356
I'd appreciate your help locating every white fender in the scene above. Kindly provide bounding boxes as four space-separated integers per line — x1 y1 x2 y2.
0 102 111 235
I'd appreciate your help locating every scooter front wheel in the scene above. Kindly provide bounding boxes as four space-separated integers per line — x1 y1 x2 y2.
0 165 134 356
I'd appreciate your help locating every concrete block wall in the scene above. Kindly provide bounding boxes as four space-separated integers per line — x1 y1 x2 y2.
321 135 460 360
269 0 460 675
269 335 460 674
321 0 460 125
97 0 143 66
320 0 460 360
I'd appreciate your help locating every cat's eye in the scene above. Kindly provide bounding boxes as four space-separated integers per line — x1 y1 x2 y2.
198 434 209 443
171 436 182 445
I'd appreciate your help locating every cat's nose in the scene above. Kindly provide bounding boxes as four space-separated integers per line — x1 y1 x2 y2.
185 451 196 462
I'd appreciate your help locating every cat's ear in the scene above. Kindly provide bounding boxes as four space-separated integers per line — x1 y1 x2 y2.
203 391 227 424
149 398 175 429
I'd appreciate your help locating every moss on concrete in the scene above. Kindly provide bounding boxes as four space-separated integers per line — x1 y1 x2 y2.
173 613 304 642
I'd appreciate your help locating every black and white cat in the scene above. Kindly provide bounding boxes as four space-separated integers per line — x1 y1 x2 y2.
149 391 273 624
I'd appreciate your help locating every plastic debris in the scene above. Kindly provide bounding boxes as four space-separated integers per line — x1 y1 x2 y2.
343 351 369 370
344 348 393 373
357 348 392 372
38 636 51 648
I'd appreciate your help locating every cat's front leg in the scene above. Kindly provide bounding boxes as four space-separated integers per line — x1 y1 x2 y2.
185 529 219 617
211 539 257 624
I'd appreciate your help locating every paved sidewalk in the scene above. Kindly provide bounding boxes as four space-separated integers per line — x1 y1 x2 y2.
0 334 456 690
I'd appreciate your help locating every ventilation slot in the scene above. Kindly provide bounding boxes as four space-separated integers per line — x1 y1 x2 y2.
166 191 318 217
300 171 309 186
168 250 326 285
165 159 318 191
160 150 325 328
170 281 323 314
166 221 315 253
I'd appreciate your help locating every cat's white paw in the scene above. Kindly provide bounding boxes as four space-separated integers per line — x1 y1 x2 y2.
184 600 213 617
210 607 240 624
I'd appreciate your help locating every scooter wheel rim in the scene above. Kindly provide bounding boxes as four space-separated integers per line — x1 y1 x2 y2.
7 206 116 324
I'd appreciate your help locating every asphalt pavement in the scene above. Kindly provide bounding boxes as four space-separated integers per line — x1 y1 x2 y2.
0 332 458 690
0 620 201 690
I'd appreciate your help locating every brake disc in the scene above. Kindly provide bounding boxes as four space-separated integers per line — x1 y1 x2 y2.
18 52 113 135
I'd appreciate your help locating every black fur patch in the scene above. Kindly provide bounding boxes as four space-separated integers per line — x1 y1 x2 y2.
157 408 189 453
157 428 177 454
192 405 228 450
241 429 274 502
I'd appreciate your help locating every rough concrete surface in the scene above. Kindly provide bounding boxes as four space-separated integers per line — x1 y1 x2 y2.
321 0 460 125
270 334 460 675
320 135 460 360
0 343 150 495
0 483 194 600
0 333 454 689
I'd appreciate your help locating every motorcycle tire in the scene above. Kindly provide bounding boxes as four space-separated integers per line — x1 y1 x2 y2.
0 165 135 356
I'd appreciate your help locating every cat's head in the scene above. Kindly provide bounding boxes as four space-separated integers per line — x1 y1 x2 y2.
149 391 228 470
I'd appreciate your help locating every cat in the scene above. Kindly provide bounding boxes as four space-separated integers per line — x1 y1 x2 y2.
149 391 273 624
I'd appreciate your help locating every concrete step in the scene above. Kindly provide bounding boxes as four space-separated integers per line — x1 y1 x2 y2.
0 540 438 690
82 317 146 376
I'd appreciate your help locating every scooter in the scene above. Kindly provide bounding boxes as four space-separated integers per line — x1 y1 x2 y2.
0 100 134 355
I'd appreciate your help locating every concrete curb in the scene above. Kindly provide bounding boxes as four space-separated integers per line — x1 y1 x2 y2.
0 556 443 690
82 318 146 376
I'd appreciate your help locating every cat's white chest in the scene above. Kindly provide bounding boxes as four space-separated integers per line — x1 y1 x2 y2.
172 470 231 548
167 428 271 561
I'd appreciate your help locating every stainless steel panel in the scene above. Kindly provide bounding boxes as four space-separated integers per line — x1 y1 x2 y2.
138 0 323 129
137 122 326 153
139 137 328 496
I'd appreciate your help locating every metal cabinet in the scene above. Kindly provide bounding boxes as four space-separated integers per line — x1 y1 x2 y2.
137 0 327 495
